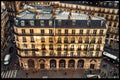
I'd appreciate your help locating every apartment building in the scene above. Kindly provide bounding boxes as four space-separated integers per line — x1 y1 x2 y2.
13 5 107 70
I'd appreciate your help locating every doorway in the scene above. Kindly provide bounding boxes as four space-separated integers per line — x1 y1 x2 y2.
90 64 95 69
40 64 45 69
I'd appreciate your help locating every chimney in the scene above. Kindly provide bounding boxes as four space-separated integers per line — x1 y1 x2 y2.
35 11 39 19
68 9 72 19
52 6 57 19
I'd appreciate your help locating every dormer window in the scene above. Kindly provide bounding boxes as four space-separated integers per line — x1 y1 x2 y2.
40 20 44 26
49 20 52 26
21 20 25 26
30 20 34 26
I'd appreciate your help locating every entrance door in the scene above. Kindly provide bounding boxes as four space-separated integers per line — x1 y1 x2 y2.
40 64 45 69
90 64 95 69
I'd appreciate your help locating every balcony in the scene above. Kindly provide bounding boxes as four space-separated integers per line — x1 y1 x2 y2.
70 48 74 51
77 48 81 51
71 41 75 43
57 48 61 51
96 48 100 51
64 48 68 51
64 41 68 43
89 48 94 51
41 48 46 50
57 41 62 43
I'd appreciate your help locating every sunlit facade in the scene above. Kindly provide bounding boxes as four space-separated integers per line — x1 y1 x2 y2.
13 4 107 70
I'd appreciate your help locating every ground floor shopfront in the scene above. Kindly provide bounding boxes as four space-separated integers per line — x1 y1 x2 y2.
18 57 102 70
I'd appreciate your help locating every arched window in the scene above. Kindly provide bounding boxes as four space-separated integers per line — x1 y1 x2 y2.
68 60 75 68
50 60 56 68
59 60 66 68
78 60 84 68
28 59 35 68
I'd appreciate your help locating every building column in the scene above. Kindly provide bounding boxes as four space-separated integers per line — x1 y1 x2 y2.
66 59 68 69
56 59 59 69
75 59 78 69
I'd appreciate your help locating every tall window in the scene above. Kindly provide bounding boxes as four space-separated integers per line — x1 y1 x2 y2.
58 29 61 35
23 37 26 42
41 29 44 35
84 45 88 50
70 45 74 51
86 30 90 35
23 44 27 49
78 45 81 50
32 51 36 56
72 30 75 35
78 37 82 43
100 30 103 35
49 44 53 50
42 51 46 56
77 52 80 56
58 38 61 43
79 30 83 34
57 45 61 51
49 38 53 42
25 51 28 56
70 52 74 56
41 37 45 42
91 38 95 43
30 29 33 34
64 37 68 43
98 38 102 44
71 37 75 43
49 29 53 35
64 45 68 50
40 20 44 26
65 29 68 35
96 45 100 51
58 52 61 56
22 29 25 34
42 44 45 50
89 45 94 51
93 30 97 35
31 44 35 49
85 37 89 43
31 37 34 42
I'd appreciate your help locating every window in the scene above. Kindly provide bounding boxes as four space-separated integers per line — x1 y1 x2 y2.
78 37 82 43
23 44 27 49
49 38 53 42
77 52 80 56
78 45 81 50
70 52 74 56
89 52 93 57
70 45 74 51
16 37 19 41
58 52 61 56
42 44 45 50
64 45 68 50
100 30 103 35
98 38 102 44
41 29 44 35
58 20 61 26
96 45 100 51
23 37 26 42
49 44 53 50
58 29 61 35
30 29 33 34
57 45 61 51
89 45 94 51
65 29 68 35
113 22 117 27
32 51 36 56
79 30 83 34
86 30 90 35
49 29 53 35
41 37 45 42
71 37 75 43
84 45 88 50
49 20 52 26
30 20 34 26
31 44 35 49
64 52 67 56
72 30 75 35
21 20 25 26
40 20 44 26
58 38 61 43
111 35 113 38
31 37 34 42
72 20 76 25
42 51 46 56
85 37 89 43
93 30 97 35
50 51 54 56
91 38 95 43
22 29 25 34
109 22 112 26
95 52 99 57
64 37 68 43
25 51 28 56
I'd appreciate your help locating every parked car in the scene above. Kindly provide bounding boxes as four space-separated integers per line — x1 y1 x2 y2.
3 54 11 65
